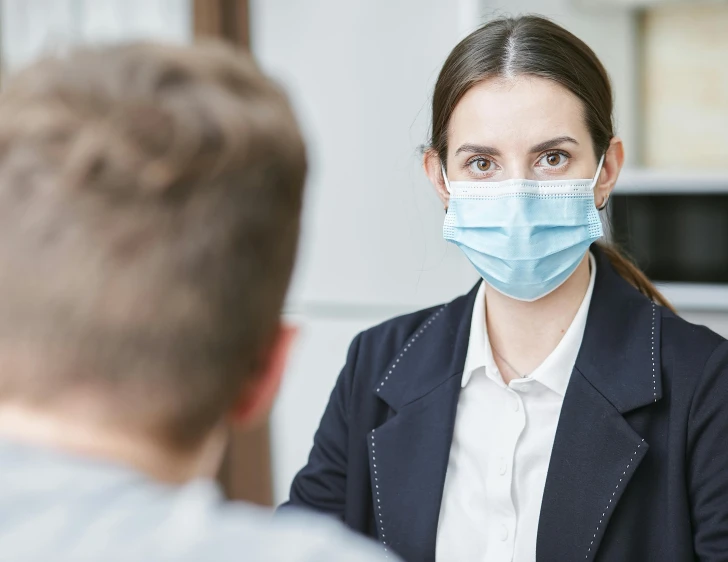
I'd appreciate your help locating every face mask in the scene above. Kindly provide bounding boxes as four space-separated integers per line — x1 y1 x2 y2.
442 156 605 301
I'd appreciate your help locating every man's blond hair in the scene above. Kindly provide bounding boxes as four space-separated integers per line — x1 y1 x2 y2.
0 42 306 447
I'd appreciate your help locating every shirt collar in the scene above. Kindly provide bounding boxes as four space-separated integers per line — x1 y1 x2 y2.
461 281 488 388
461 252 597 396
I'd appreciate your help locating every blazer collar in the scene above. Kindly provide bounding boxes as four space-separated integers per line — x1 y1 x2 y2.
375 244 662 414
374 283 478 412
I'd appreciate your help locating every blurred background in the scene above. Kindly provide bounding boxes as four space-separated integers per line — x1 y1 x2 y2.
3 0 727 507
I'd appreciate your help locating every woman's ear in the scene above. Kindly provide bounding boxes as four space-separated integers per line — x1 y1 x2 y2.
595 136 625 208
423 149 449 208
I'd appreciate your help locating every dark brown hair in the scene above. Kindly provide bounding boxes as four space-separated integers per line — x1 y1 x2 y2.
429 15 672 310
0 42 307 447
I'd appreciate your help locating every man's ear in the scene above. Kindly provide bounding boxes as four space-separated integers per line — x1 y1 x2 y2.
229 323 297 428
595 136 624 208
424 149 449 208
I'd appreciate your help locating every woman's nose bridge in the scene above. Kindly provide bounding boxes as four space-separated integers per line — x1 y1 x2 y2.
501 155 534 180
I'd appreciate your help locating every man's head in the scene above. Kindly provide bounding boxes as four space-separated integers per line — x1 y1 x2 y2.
0 42 306 458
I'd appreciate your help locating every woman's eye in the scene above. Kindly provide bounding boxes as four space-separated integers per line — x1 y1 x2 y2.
539 152 568 167
470 158 492 172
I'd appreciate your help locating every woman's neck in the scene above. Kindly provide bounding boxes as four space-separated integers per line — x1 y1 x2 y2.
486 253 591 384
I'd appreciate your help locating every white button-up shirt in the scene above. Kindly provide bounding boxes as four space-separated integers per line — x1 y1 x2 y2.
436 253 597 562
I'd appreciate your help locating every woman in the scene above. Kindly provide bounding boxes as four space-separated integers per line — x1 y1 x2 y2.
285 15 728 562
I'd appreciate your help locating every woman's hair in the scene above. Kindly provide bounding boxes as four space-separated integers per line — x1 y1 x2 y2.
429 15 672 310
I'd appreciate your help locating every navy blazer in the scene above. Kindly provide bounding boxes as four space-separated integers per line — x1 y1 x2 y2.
285 247 728 561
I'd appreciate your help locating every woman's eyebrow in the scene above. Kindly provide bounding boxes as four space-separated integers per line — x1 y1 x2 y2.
529 136 579 153
454 143 501 156
454 137 579 157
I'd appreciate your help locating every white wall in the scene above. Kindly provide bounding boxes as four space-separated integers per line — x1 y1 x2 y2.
251 0 481 503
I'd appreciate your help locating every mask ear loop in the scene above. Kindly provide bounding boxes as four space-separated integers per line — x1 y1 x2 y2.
591 154 608 210
441 164 452 194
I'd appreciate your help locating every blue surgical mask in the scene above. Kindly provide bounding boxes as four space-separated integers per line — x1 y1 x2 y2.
442 156 605 301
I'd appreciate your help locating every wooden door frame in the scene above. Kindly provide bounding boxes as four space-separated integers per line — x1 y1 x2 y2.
194 0 250 48
193 0 273 507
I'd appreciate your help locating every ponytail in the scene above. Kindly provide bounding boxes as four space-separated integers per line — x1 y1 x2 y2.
597 242 675 312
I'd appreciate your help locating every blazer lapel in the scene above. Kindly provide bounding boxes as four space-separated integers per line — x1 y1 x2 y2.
537 246 663 561
369 285 478 562
536 369 649 561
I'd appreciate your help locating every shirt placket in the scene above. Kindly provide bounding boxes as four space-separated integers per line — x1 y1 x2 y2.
490 383 526 561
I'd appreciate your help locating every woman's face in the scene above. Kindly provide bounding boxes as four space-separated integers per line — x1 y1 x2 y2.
425 75 623 206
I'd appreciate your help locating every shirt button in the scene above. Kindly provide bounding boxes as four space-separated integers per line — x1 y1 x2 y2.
499 458 507 475
499 524 508 541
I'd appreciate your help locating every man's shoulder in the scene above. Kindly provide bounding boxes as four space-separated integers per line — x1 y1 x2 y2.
0 444 393 562
193 502 392 562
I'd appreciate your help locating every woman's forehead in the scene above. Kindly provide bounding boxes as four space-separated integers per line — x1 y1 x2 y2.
448 75 590 151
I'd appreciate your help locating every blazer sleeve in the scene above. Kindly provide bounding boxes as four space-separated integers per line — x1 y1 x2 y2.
687 340 728 561
281 332 362 519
